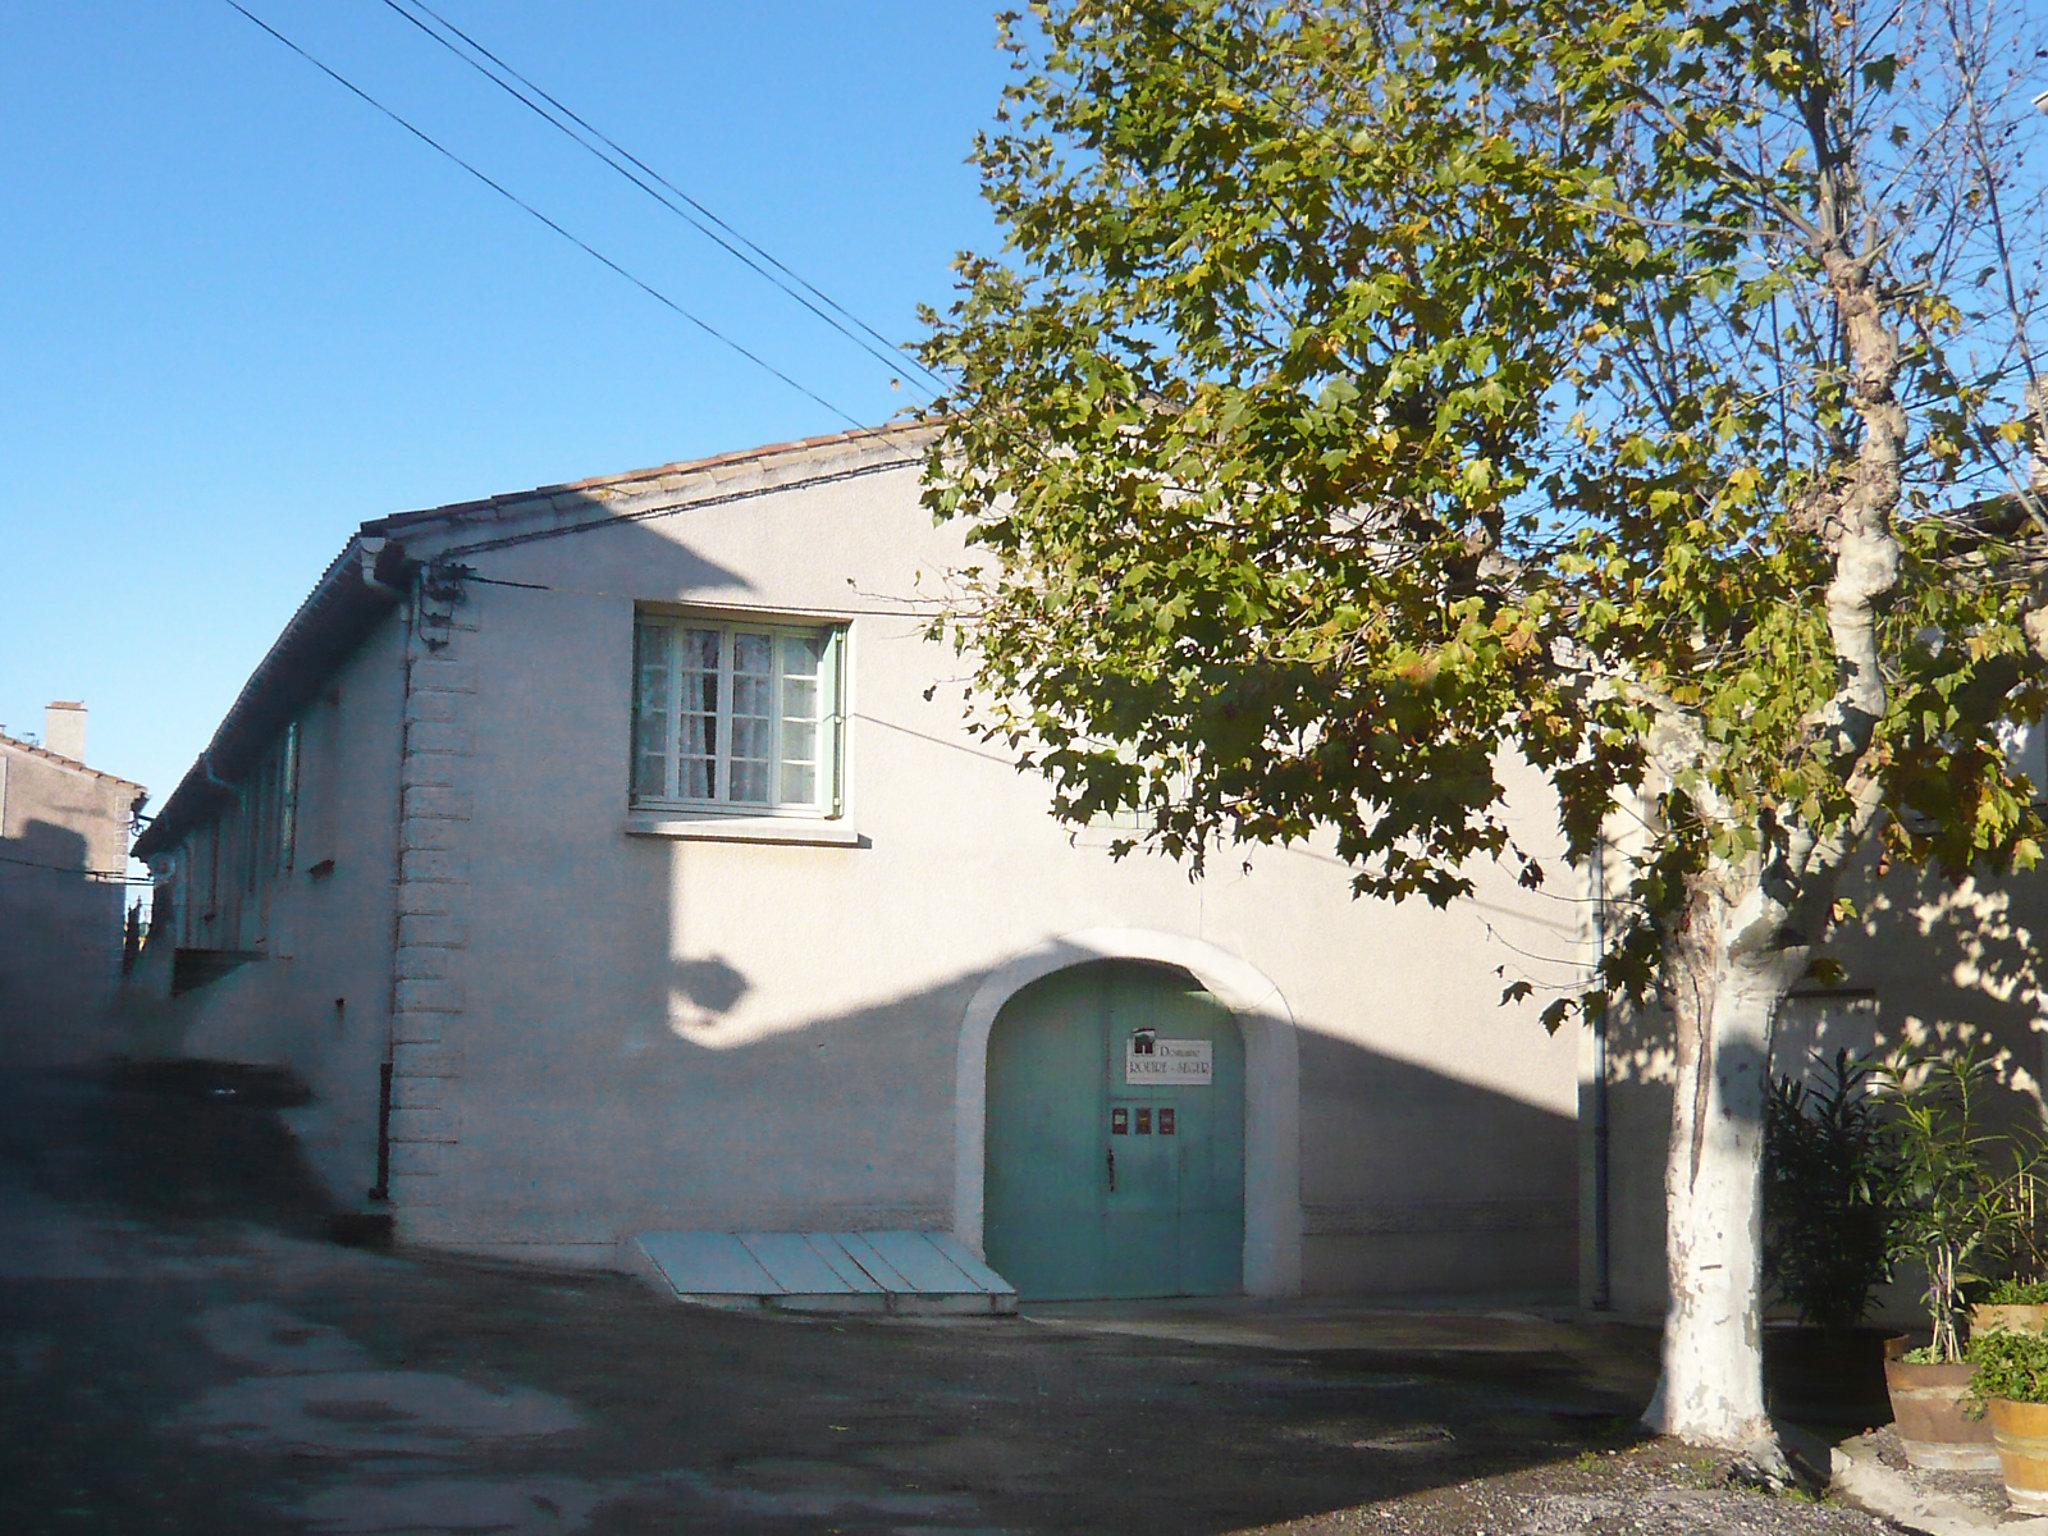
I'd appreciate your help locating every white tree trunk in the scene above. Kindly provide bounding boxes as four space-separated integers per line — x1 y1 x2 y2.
1643 940 1794 1455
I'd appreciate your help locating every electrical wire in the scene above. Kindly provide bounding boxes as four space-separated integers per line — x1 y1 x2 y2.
217 0 905 444
374 0 953 399
0 848 150 883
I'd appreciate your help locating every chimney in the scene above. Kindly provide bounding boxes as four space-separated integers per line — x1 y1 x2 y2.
43 701 86 763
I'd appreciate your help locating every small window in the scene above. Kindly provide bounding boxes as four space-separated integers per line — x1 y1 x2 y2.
1090 797 1149 833
631 614 845 816
2002 716 2047 805
239 722 301 889
278 720 299 871
1082 740 1170 834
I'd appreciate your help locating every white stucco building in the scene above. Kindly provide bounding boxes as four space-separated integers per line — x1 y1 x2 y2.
1 704 144 1067
127 424 1585 1301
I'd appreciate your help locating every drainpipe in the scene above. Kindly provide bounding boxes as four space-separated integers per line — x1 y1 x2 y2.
199 752 236 798
369 551 419 1204
1588 833 1612 1311
370 1060 393 1203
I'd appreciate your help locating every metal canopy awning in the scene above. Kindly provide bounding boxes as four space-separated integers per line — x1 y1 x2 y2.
626 1230 1017 1316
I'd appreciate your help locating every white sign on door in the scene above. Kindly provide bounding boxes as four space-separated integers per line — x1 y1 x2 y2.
1125 1034 1213 1085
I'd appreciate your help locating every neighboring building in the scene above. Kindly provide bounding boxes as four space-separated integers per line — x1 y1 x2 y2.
0 703 145 1066
127 424 1584 1300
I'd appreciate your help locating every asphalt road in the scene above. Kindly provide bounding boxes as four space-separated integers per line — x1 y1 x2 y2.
0 1062 1665 1535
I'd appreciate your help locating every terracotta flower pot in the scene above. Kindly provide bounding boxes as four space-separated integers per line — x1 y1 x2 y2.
1884 1336 1998 1470
1973 1304 2048 1337
1988 1399 2048 1513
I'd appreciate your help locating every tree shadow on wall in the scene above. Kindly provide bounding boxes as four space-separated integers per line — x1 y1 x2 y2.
1598 840 2048 1331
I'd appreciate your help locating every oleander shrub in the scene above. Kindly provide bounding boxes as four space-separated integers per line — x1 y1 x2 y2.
1763 1050 1899 1333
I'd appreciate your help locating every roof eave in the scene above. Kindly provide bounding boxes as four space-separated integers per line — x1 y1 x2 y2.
356 420 935 543
131 420 937 862
134 536 412 861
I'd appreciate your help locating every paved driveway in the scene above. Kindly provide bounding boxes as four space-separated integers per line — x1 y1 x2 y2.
0 1065 1658 1534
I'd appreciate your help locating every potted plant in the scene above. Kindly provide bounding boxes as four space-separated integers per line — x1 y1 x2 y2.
1879 1046 2034 1470
1975 1278 2048 1339
1966 1329 2048 1512
1975 1171 2048 1335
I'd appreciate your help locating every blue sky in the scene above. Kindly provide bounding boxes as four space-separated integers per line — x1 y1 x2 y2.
0 1 1008 810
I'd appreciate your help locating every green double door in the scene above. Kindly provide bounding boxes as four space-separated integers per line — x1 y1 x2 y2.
984 961 1245 1300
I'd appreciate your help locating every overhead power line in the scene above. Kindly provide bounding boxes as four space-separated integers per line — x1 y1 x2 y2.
217 0 912 448
0 848 148 883
375 0 952 398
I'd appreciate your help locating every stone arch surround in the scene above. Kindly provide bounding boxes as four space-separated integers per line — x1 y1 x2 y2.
954 928 1303 1297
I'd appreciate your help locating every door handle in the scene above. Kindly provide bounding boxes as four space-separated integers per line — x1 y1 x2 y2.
1106 1146 1116 1193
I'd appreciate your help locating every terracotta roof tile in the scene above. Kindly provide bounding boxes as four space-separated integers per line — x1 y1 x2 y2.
0 731 145 793
359 421 931 538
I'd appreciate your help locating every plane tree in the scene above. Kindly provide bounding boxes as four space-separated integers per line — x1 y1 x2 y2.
921 0 2048 1460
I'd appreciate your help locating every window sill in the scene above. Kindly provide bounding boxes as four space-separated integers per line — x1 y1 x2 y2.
625 814 862 847
1070 823 1151 851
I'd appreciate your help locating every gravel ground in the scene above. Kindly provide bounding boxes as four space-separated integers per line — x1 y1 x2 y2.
0 1062 1917 1535
1248 1441 1907 1535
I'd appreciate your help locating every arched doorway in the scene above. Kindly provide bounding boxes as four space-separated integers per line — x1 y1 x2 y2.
984 960 1245 1300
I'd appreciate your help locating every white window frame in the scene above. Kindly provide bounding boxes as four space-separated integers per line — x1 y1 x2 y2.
630 612 847 819
2000 716 2047 805
1074 738 1181 844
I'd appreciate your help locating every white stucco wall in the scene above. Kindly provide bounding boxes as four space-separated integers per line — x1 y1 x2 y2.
0 744 138 1066
125 614 407 1208
351 444 1588 1295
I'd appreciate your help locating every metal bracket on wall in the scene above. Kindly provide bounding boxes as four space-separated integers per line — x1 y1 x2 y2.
414 561 473 653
